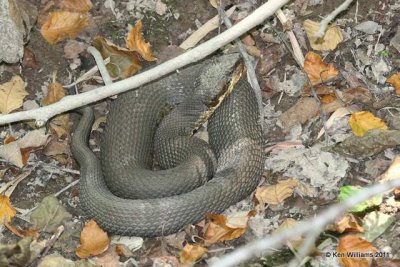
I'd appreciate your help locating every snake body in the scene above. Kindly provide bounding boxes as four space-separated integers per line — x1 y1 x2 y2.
72 54 263 237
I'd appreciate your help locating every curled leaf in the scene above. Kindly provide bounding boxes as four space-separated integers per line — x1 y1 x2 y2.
93 37 142 79
76 220 110 259
0 195 16 224
41 11 88 44
303 52 339 85
126 20 157 61
180 244 207 264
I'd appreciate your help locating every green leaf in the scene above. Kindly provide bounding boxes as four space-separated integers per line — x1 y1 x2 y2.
338 185 383 212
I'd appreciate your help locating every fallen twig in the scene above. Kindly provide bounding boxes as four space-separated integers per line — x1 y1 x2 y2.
211 178 400 267
315 0 355 38
0 0 290 126
218 7 263 127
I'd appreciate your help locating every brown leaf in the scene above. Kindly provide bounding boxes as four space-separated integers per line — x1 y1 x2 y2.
0 129 49 168
0 195 16 224
57 0 93 12
278 97 319 133
255 178 299 206
326 214 364 233
303 19 343 51
387 73 400 95
180 244 207 264
5 222 39 239
42 82 70 137
22 47 37 69
93 246 120 267
342 87 373 104
93 36 142 79
76 219 110 258
337 235 377 267
41 11 88 44
0 76 28 114
126 20 157 61
42 82 65 105
204 211 256 245
303 52 339 85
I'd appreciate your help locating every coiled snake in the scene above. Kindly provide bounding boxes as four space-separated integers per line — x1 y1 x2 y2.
72 54 263 237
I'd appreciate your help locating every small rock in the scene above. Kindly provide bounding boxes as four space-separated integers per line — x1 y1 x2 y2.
355 21 381 34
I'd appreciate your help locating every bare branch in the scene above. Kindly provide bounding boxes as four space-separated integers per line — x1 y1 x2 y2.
315 0 354 38
212 178 400 267
0 0 291 126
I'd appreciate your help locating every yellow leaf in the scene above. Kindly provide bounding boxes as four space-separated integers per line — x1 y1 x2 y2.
386 73 400 95
42 82 70 137
93 36 142 79
255 178 299 206
0 195 16 224
126 20 157 62
303 20 343 51
76 220 110 258
337 235 377 267
179 244 207 264
349 111 388 137
0 76 28 114
303 52 339 85
41 11 88 44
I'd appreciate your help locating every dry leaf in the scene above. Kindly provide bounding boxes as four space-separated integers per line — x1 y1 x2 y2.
326 214 364 233
0 195 16 224
42 82 70 137
303 19 343 51
349 111 388 137
204 211 256 245
41 11 88 44
58 0 93 12
274 218 304 250
42 82 65 105
337 235 377 267
317 107 352 140
126 20 156 61
0 76 28 114
93 246 120 267
379 155 400 183
93 36 142 79
5 222 39 239
303 52 339 85
278 97 319 133
179 244 207 264
0 129 49 167
255 178 299 206
341 87 373 104
76 219 110 258
387 73 400 95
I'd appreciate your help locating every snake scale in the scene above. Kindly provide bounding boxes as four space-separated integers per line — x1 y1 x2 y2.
72 54 264 237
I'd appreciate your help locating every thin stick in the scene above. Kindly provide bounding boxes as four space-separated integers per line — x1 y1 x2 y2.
211 178 400 267
218 8 264 128
87 46 113 85
0 0 290 126
315 0 355 38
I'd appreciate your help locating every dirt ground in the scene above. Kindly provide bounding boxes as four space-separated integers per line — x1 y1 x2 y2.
1 0 400 266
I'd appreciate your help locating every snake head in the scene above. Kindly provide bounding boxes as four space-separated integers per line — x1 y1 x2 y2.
194 53 241 103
